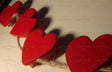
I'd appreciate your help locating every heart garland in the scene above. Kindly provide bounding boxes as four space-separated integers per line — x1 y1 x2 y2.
0 1 112 72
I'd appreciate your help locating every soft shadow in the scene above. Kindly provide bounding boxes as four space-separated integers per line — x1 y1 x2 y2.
37 7 49 19
20 0 33 14
94 56 112 72
102 57 112 67
42 29 75 61
49 29 60 37
34 7 51 31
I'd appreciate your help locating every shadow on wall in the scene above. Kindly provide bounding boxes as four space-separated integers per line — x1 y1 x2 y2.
29 6 75 67
94 56 112 72
20 0 33 14
32 6 75 61
33 7 51 31
46 29 75 61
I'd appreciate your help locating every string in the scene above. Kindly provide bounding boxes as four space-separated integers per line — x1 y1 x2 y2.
17 36 22 50
10 13 69 69
8 13 20 27
17 36 112 71
12 13 111 71
17 36 69 69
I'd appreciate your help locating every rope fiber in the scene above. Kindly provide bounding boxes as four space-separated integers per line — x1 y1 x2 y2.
17 36 69 69
11 13 111 71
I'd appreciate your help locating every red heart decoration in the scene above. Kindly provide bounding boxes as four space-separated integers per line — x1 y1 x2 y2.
22 29 57 65
66 34 112 72
0 1 23 26
10 8 37 37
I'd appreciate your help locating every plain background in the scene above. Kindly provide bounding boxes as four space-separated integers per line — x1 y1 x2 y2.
0 0 112 72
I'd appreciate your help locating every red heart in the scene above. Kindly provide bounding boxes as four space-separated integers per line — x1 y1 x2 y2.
66 34 112 72
22 29 57 65
10 8 37 37
0 1 23 26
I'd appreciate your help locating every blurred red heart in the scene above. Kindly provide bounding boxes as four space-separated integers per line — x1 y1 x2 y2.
10 8 37 37
0 1 23 26
66 34 112 72
22 29 57 65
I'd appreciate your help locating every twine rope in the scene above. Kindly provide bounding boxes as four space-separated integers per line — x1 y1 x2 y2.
10 13 69 69
12 13 111 71
17 36 69 69
17 36 112 71
8 13 20 27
